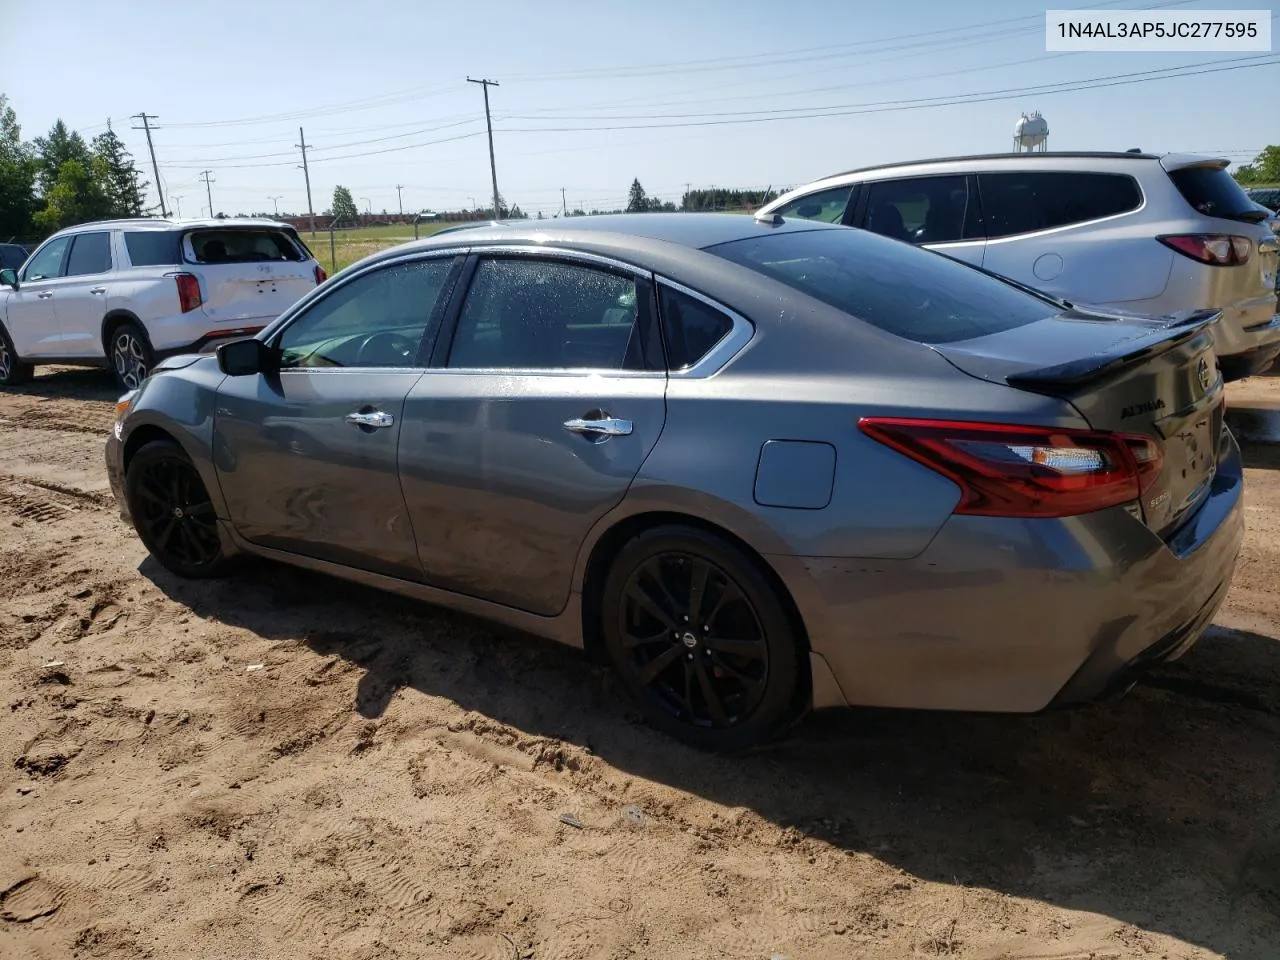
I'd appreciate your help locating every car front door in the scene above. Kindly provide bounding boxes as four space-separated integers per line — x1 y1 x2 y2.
50 230 114 357
5 236 72 357
856 175 986 267
398 252 668 616
213 253 463 580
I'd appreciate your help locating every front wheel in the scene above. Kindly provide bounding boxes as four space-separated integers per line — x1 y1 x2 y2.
0 324 33 386
600 525 800 752
110 322 155 391
124 439 231 579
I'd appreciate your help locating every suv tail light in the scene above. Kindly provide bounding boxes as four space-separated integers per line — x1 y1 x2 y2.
314 264 327 285
1158 234 1252 266
858 418 1163 518
173 273 202 313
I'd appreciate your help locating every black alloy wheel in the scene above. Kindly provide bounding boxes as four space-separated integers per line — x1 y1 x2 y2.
0 324 33 386
124 440 230 579
601 525 800 752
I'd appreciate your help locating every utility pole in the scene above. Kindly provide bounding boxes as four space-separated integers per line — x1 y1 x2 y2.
561 187 567 217
171 196 183 218
296 127 316 237
466 77 501 220
131 113 168 217
395 184 404 217
268 195 282 216
199 170 215 218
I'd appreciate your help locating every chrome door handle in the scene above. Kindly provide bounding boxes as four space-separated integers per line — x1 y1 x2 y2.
36 291 53 299
563 416 633 437
89 287 107 295
345 410 395 429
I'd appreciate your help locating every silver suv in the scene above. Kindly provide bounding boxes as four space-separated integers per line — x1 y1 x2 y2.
0 218 325 390
759 152 1280 380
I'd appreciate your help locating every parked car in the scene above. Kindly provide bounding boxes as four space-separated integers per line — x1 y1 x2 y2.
106 214 1242 751
1246 186 1280 214
0 243 29 271
0 218 326 390
758 152 1280 381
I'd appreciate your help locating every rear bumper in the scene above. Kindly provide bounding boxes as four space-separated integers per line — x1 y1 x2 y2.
786 429 1244 714
153 325 266 361
1218 337 1280 381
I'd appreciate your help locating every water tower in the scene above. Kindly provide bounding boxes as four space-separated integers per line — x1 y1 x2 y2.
1013 111 1049 152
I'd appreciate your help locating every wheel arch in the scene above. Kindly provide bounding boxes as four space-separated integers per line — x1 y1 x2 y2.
122 423 185 476
101 309 149 353
577 506 814 719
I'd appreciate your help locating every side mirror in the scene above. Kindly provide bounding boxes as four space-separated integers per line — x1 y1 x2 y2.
0 268 18 290
216 337 275 376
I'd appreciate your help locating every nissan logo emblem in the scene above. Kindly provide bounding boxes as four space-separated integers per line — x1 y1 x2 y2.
1197 357 1212 391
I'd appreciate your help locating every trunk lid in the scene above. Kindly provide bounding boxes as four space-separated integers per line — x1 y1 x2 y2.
184 227 317 324
933 307 1225 536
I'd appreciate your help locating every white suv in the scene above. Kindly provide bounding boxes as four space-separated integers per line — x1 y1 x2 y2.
0 218 326 389
758 152 1280 380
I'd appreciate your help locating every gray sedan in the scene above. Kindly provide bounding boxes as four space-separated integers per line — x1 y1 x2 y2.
105 213 1243 751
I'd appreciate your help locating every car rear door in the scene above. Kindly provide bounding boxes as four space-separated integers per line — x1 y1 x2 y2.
49 230 114 357
398 251 668 616
213 253 462 580
184 226 318 328
853 174 986 267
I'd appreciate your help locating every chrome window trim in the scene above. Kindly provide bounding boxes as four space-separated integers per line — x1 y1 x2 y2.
653 276 755 379
462 244 649 278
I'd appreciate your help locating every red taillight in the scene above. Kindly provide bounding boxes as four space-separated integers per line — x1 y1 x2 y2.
858 417 1164 518
1158 234 1252 266
174 273 202 313
314 264 327 285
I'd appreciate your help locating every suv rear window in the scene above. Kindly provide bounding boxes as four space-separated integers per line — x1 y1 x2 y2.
978 172 1142 239
124 231 182 266
185 228 305 264
706 228 1055 345
1170 166 1265 221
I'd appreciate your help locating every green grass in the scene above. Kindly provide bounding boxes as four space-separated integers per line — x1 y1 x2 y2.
297 221 459 273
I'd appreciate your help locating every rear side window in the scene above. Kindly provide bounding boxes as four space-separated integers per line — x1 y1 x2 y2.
65 232 112 276
657 285 734 369
863 176 980 245
1169 166 1261 221
124 231 182 266
707 228 1055 345
185 228 305 264
979 172 1142 239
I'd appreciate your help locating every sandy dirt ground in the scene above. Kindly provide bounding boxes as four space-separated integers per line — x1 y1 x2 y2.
2 368 1279 960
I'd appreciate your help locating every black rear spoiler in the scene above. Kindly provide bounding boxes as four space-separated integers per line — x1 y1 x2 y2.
1004 309 1221 389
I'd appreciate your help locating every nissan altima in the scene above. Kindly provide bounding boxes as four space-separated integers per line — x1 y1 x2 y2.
105 213 1243 751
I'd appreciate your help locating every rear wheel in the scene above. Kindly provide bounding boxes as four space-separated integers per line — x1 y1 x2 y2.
600 525 800 752
125 439 231 579
109 322 154 391
0 324 33 386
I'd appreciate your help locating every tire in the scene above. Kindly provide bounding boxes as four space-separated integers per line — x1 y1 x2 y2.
124 439 232 579
108 321 155 391
0 323 34 386
599 524 800 752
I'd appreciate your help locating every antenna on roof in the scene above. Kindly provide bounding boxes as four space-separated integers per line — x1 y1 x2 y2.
1126 147 1142 153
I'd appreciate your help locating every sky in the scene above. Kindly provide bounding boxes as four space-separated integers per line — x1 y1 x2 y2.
2 0 1277 219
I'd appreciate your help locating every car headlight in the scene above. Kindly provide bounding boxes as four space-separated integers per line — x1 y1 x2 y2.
112 390 139 440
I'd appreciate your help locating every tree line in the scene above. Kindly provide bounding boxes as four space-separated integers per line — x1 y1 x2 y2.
0 95 149 241
1233 146 1280 185
624 179 779 214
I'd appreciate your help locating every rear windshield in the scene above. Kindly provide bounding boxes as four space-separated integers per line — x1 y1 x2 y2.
185 228 305 264
706 227 1056 344
124 231 182 266
1168 166 1261 221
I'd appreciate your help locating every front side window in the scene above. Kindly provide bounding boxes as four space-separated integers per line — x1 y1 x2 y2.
277 258 453 369
774 185 853 224
979 172 1142 239
21 236 72 282
447 258 647 371
863 176 976 245
65 232 112 277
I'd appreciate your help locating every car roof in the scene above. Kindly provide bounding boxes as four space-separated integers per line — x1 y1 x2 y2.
51 217 295 234
376 212 843 259
818 150 1169 181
